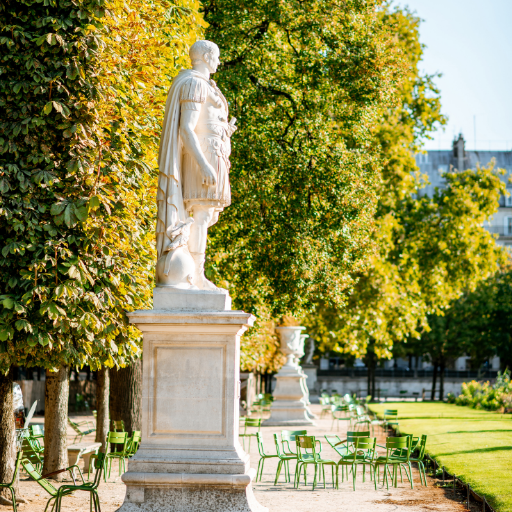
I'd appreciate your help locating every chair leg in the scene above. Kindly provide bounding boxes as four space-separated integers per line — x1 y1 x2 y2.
313 464 317 491
352 464 357 491
8 486 16 512
274 460 282 485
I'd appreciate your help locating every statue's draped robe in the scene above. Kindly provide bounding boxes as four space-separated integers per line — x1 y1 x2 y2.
156 69 210 260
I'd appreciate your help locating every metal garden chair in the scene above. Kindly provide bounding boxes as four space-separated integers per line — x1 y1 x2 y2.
374 436 412 490
239 417 261 452
254 432 279 482
104 431 129 480
295 435 336 490
68 417 96 443
273 433 297 484
336 436 377 490
331 405 352 432
0 450 23 512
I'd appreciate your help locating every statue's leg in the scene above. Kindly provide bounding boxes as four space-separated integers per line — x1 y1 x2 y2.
189 205 218 291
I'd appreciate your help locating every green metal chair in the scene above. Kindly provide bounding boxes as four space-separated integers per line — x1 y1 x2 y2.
23 452 103 512
319 397 332 418
254 432 279 482
295 435 336 490
383 409 400 434
0 450 23 512
126 430 142 457
373 436 412 490
409 435 428 486
68 417 96 443
273 433 297 484
331 405 352 431
104 431 129 480
336 436 377 491
111 420 125 432
281 430 308 457
29 425 44 440
325 430 370 458
239 417 261 452
21 437 44 472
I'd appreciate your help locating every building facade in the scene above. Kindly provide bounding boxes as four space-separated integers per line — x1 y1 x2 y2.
415 134 512 247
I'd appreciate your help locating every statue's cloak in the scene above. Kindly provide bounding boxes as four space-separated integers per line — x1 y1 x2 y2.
156 69 209 259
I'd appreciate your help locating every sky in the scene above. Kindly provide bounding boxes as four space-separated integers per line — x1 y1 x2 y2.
396 0 512 151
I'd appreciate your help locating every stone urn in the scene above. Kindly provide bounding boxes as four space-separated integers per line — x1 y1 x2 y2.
276 326 305 369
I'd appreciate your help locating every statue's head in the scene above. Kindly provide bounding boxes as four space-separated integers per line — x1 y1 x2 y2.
189 40 220 74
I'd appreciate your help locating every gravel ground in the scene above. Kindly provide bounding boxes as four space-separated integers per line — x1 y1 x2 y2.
3 405 471 512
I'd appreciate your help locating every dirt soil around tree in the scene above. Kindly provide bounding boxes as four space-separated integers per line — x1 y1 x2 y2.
3 405 476 512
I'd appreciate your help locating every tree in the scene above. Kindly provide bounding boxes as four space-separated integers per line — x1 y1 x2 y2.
203 0 402 323
0 369 15 502
0 0 204 477
303 8 507 392
109 361 142 436
95 367 109 452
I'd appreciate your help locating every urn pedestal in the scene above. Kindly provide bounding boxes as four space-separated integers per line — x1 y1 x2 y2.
263 327 315 427
116 290 267 512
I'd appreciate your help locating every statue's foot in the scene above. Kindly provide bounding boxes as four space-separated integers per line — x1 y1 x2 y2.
200 276 219 291
191 252 219 291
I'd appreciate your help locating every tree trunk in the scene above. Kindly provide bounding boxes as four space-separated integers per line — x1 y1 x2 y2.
95 368 110 452
430 361 438 401
109 359 142 436
371 364 377 401
439 359 445 401
0 368 16 500
43 367 69 480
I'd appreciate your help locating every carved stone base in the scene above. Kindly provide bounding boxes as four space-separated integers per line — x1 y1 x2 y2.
117 470 267 512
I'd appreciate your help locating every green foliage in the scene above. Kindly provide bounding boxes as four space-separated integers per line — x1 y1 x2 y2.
305 7 506 361
204 0 401 321
0 0 204 372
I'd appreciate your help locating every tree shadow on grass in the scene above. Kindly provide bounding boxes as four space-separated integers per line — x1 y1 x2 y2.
436 445 512 457
445 429 512 434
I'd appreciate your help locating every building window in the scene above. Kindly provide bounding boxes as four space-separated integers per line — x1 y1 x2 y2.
504 217 512 235
417 153 429 164
505 191 512 207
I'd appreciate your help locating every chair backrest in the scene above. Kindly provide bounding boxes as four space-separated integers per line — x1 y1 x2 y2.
244 417 262 433
67 418 81 434
112 419 126 432
29 425 43 437
296 435 319 460
346 430 370 443
356 405 367 416
324 434 344 454
91 452 106 487
273 433 285 457
107 431 128 448
21 438 43 461
385 436 410 461
416 435 427 460
22 459 58 496
128 431 142 454
331 405 348 417
384 409 398 419
256 432 266 456
281 430 308 453
352 437 376 461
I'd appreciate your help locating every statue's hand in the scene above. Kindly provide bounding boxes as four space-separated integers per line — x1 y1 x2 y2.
200 162 217 186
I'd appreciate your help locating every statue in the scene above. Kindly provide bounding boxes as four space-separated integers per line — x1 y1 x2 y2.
155 40 236 291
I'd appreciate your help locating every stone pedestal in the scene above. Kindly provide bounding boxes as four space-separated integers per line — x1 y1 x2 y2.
263 327 315 427
117 290 267 512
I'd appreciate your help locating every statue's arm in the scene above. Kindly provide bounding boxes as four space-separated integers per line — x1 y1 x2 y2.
179 109 217 186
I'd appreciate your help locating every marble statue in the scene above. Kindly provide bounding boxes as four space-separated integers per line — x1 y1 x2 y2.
155 40 236 291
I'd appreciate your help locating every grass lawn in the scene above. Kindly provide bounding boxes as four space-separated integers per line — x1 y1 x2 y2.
371 402 512 512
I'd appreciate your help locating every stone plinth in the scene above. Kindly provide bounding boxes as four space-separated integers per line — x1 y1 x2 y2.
263 327 315 427
117 293 267 512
